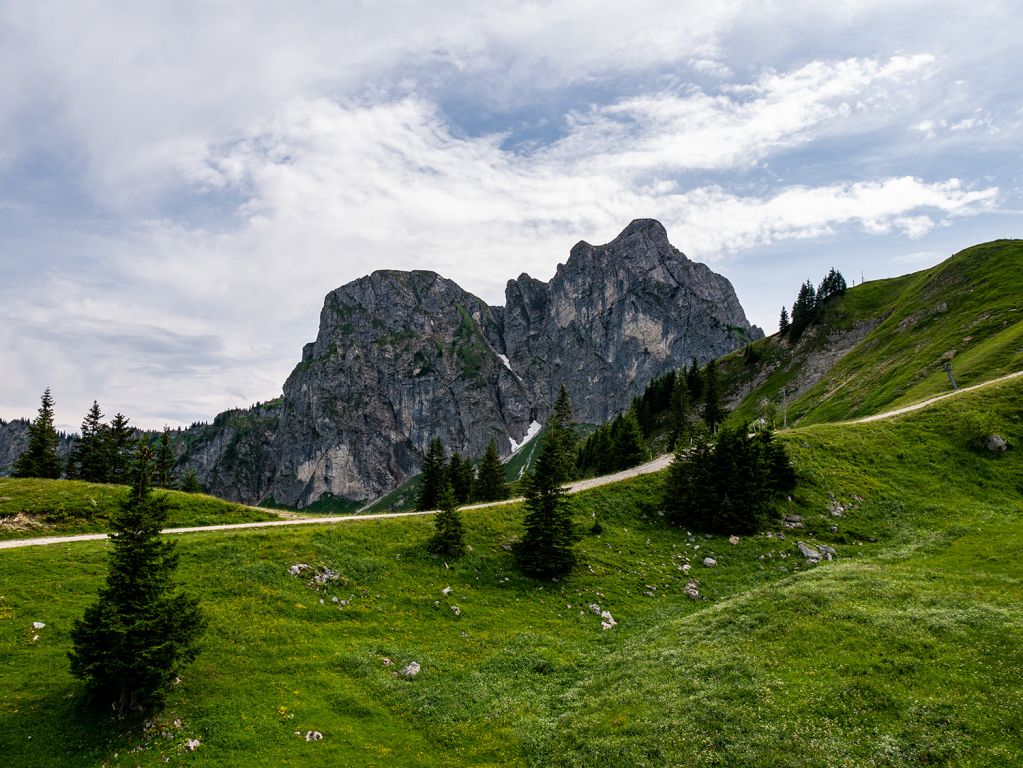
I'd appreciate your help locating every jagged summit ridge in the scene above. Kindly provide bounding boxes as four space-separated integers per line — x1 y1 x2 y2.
270 219 761 506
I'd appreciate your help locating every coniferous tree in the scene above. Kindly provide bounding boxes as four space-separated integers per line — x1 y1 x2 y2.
686 358 704 401
427 483 465 558
664 428 794 534
515 389 576 579
106 413 134 483
180 467 202 494
547 385 577 481
613 410 649 470
789 280 817 342
447 452 474 505
69 445 206 713
155 428 174 489
417 437 447 511
474 438 508 502
668 375 693 449
67 401 109 482
779 306 790 336
702 359 725 433
13 388 62 479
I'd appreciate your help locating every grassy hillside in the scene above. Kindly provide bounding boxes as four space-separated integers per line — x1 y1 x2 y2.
0 377 1019 766
0 478 279 540
720 239 1023 428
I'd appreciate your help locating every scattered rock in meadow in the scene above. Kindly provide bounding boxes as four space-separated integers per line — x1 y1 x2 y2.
288 564 310 576
305 731 323 742
983 434 1008 454
684 580 700 600
797 542 821 563
32 622 45 630
819 545 837 561
185 739 201 752
600 610 617 630
441 586 453 595
703 557 717 567
783 515 803 528
588 603 602 616
450 605 461 616
401 662 421 677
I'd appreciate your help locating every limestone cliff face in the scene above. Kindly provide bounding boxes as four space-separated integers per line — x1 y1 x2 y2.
503 219 762 423
270 220 760 506
269 270 533 507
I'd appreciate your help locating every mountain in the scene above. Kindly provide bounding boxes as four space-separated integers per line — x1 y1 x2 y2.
268 219 759 507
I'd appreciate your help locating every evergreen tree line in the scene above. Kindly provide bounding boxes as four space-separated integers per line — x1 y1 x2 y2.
417 436 509 510
663 427 795 534
575 357 725 477
779 267 848 342
12 389 200 492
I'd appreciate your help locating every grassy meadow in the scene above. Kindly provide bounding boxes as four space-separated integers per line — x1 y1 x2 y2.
0 377 1020 765
0 479 279 541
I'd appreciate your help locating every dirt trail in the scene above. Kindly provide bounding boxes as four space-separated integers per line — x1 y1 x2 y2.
2 369 1018 551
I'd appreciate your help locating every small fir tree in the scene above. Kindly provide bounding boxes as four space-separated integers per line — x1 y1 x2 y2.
701 359 725 433
179 467 202 494
155 428 174 488
474 438 508 502
13 388 62 479
106 413 134 483
67 401 109 482
417 437 447 511
447 452 474 504
668 374 692 449
69 445 206 713
778 306 790 336
613 410 649 470
427 483 465 558
514 388 576 579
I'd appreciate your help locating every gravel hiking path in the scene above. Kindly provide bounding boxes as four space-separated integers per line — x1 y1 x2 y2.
2 370 1018 551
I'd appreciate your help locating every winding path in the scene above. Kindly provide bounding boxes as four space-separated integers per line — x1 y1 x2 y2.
2 370 1019 551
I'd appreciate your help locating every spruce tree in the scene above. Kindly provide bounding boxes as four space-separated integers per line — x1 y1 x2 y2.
155 428 174 489
67 401 109 482
106 413 134 484
474 438 508 502
447 452 474 504
779 306 790 336
702 359 725 433
514 387 576 579
427 483 465 558
180 467 202 494
789 280 817 342
417 437 447 511
12 388 62 479
69 445 206 713
613 410 649 470
668 374 692 449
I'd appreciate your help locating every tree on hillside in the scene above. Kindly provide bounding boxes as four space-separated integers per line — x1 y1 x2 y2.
155 428 175 488
515 388 576 579
547 385 577 480
180 467 202 494
788 280 817 342
778 306 790 336
817 267 847 303
69 445 206 713
613 410 649 470
427 482 465 558
13 388 62 479
67 401 109 482
474 438 508 502
417 437 447 511
663 428 795 534
447 452 474 504
685 357 704 401
106 413 135 484
668 375 693 449
702 360 725 433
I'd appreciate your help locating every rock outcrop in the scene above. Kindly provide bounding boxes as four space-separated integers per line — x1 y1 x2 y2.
269 219 759 506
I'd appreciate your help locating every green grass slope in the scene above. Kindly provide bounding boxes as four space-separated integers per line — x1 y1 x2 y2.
0 378 1019 766
722 239 1023 427
0 478 279 540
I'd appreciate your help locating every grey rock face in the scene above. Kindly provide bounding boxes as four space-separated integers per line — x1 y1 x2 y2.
504 219 762 422
270 270 532 507
270 220 759 506
0 419 30 475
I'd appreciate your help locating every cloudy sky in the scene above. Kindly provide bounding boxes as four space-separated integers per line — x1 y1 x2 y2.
1 1 1020 431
